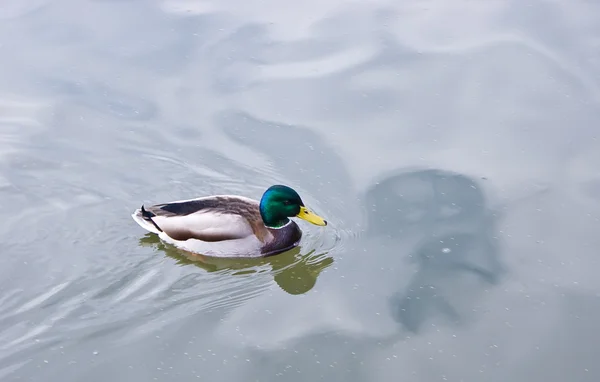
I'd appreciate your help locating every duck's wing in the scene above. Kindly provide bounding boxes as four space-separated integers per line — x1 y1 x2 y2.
132 195 269 242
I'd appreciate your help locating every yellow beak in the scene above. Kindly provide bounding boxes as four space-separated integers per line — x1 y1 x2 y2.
297 206 327 226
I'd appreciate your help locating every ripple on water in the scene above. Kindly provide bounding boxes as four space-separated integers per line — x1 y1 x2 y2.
0 251 276 368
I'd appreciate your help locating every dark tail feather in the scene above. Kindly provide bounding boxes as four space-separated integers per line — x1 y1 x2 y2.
141 205 163 232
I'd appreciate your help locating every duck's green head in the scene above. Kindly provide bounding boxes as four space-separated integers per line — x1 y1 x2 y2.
259 185 327 229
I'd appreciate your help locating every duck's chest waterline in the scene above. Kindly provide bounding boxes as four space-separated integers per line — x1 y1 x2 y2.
261 222 303 257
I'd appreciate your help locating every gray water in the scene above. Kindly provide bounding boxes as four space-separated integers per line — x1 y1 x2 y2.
1 0 600 381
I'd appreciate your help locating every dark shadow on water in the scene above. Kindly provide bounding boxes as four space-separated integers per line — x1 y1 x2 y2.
139 233 333 295
223 168 507 382
215 110 504 333
216 110 358 225
363 168 505 333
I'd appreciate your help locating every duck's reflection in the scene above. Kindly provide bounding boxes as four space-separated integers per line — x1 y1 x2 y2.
139 233 333 295
364 168 504 332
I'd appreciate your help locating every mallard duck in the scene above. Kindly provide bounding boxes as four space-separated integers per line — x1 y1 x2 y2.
131 185 327 257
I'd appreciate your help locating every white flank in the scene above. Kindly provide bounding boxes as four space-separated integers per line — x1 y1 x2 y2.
130 195 271 257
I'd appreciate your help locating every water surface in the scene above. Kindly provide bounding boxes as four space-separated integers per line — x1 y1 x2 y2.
1 0 600 381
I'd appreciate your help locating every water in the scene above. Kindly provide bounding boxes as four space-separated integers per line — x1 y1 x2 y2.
1 0 600 381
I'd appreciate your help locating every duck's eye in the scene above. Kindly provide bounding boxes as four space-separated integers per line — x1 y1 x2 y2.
283 200 291 205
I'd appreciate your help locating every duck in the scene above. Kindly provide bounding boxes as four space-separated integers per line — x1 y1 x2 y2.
131 184 328 258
